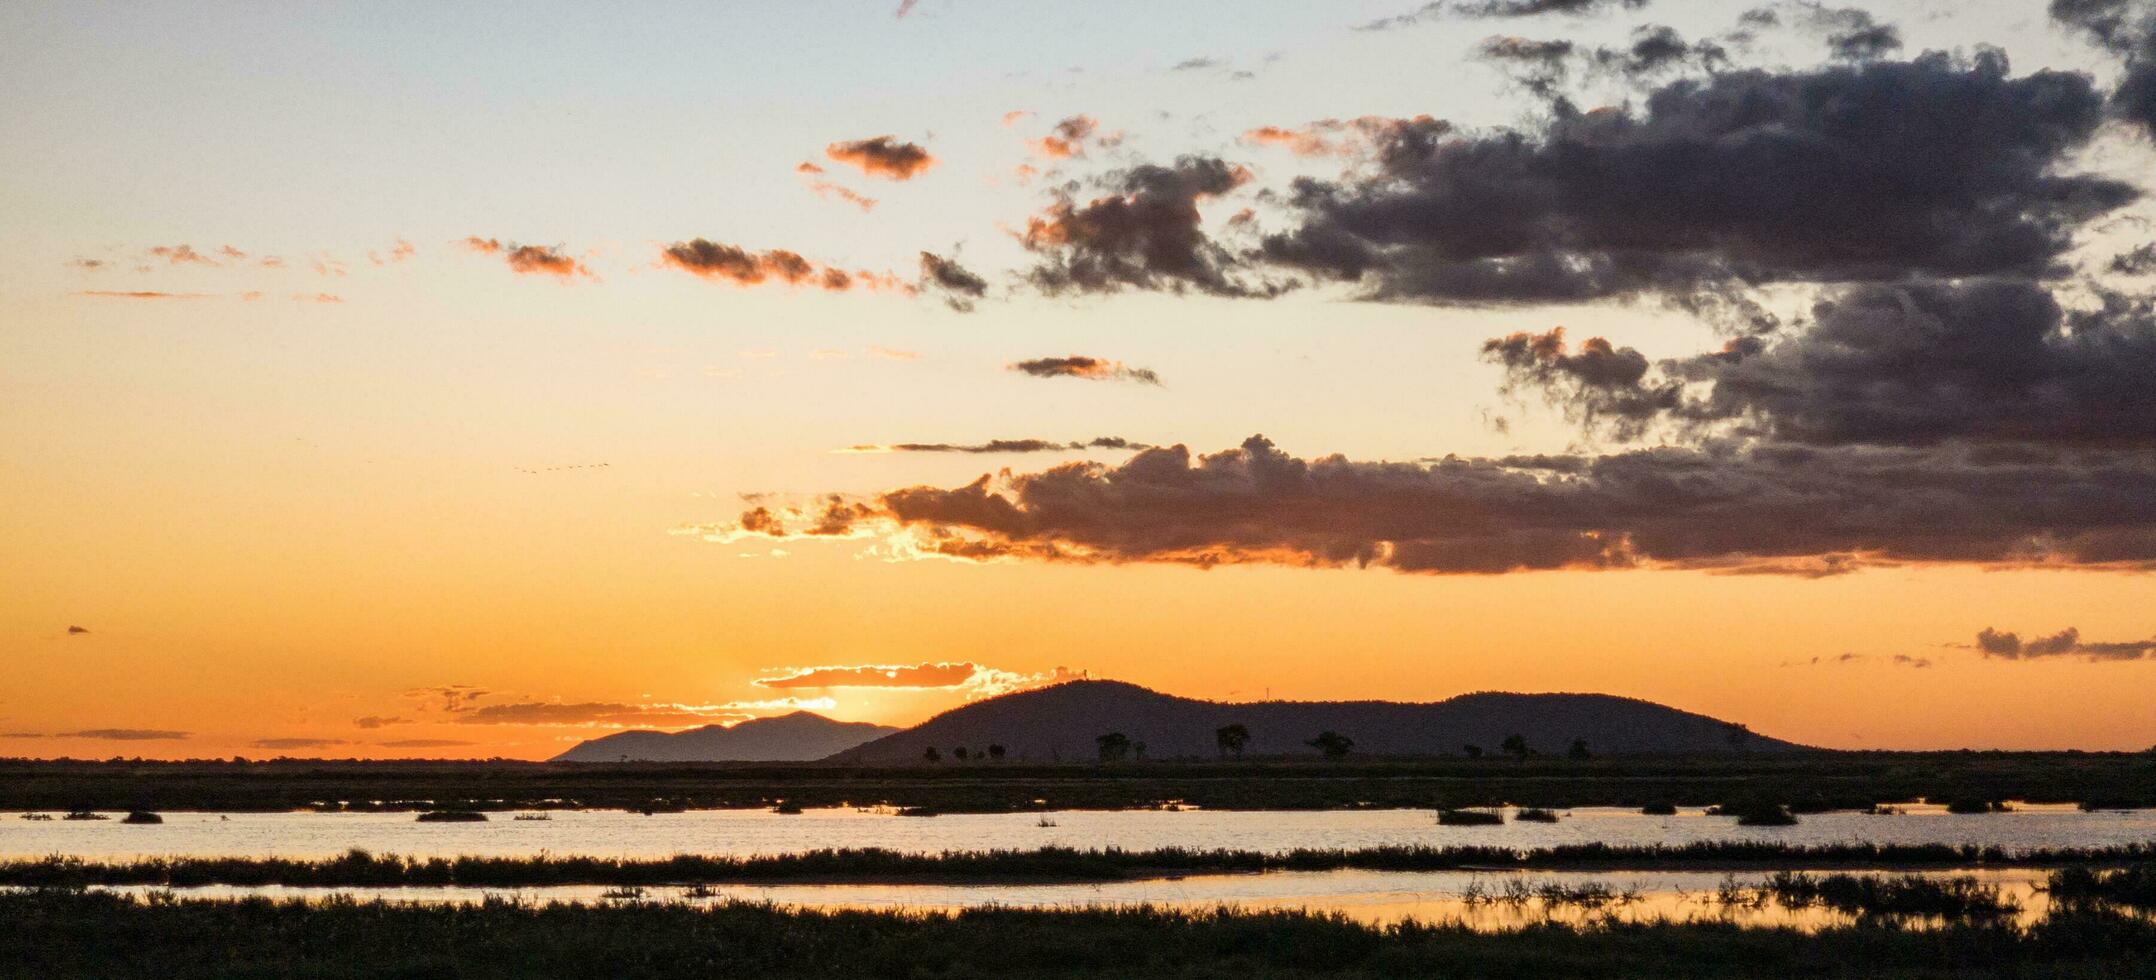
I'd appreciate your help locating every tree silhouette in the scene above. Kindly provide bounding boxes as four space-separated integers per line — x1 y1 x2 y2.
922 746 941 764
1133 740 1147 761
1095 732 1132 763
987 743 1006 761
1306 731 1354 759
1215 724 1251 759
1725 722 1752 755
953 747 969 761
1568 738 1591 760
1463 744 1483 759
1501 734 1530 761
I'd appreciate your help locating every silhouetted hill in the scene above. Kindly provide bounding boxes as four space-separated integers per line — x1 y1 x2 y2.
827 681 1803 763
553 712 897 762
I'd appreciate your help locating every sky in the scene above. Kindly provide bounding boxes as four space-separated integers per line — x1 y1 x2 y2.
5 0 2156 759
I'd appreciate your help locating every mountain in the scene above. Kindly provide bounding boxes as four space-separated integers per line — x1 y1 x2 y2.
552 711 898 762
826 680 1803 763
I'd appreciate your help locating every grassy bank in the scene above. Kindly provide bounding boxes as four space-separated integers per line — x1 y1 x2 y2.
6 843 2155 888
2 752 2152 813
5 889 2156 979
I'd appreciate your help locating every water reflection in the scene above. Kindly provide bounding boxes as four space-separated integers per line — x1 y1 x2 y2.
81 867 2065 932
6 804 2149 861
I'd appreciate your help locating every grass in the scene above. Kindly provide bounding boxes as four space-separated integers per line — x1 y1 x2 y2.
1437 809 1504 826
2049 864 2156 910
119 812 161 825
414 809 487 822
3 751 2152 813
1514 807 1561 823
1754 872 2020 922
5 845 2153 888
1640 802 1678 815
6 889 2156 979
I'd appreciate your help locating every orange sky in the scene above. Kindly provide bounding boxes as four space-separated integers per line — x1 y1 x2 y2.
5 0 2155 758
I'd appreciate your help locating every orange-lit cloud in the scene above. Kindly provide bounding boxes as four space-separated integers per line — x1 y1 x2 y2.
1239 115 1448 157
754 662 1084 698
1010 355 1162 385
78 290 213 300
660 238 913 294
805 179 879 211
1001 109 1035 126
1028 114 1113 159
825 135 937 180
460 237 594 279
146 244 218 266
370 238 416 265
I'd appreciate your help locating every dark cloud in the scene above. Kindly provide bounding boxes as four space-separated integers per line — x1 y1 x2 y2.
1009 355 1162 385
1357 0 1649 30
702 434 2156 576
1027 115 1118 160
67 625 88 635
1022 156 1284 298
250 738 350 750
1788 4 1903 61
1782 652 1932 668
2052 0 2156 137
2111 243 2156 274
405 685 489 713
918 251 989 311
661 239 910 293
825 136 937 180
61 729 189 741
1482 26 1726 97
1258 52 2129 306
1171 57 1224 71
460 237 592 279
1976 626 2156 660
352 715 409 729
847 437 1150 454
1496 279 2156 449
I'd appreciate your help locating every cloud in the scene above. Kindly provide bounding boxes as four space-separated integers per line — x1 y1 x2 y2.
460 237 593 279
918 251 988 310
1171 57 1223 71
1255 51 2130 306
68 258 107 271
1782 652 1932 668
1021 155 1283 298
1976 626 2156 661
1001 110 1034 127
660 238 911 294
1027 115 1117 159
250 737 350 750
146 244 218 267
1241 116 1449 158
2051 0 2156 138
352 715 409 729
60 729 189 741
805 180 878 211
67 625 89 635
1009 356 1162 385
843 436 1150 454
369 238 416 265
895 0 918 17
825 136 937 180
753 662 1084 698
78 290 213 300
1493 279 2156 448
685 433 2156 576
451 700 771 728
1356 0 1648 30
405 685 489 712
379 738 475 748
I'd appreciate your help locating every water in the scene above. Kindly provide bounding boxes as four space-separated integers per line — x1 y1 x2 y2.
6 804 2150 861
83 868 2062 931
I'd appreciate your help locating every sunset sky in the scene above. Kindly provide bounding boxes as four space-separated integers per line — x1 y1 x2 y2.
6 0 2156 759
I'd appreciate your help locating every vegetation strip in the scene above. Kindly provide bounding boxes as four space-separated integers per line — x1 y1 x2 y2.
8 842 2156 888
8 889 2156 979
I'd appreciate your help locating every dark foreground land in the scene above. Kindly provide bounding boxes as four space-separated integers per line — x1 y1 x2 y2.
4 751 2153 813
5 889 2156 980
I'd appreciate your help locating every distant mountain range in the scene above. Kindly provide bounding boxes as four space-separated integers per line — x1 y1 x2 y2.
551 711 897 762
828 680 1803 763
553 680 1800 763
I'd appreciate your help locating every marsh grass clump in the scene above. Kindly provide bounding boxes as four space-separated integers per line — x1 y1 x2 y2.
120 811 162 825
894 806 939 817
1438 809 1504 826
1712 802 1799 826
1639 802 1678 816
1760 872 2020 922
415 810 487 823
1864 804 1908 815
1945 799 2008 814
61 811 106 821
19 813 53 821
2049 864 2156 910
1513 808 1560 823
769 802 804 815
